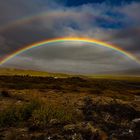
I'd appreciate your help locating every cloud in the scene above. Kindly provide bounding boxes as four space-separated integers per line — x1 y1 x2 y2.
119 2 140 25
0 0 140 74
2 42 140 74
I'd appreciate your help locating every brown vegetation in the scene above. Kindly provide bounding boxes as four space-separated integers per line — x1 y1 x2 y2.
0 75 140 140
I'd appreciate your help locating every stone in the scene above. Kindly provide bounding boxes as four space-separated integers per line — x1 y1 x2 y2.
51 134 64 140
131 118 140 139
63 124 76 133
49 119 60 125
64 122 104 140
71 133 83 140
76 122 98 134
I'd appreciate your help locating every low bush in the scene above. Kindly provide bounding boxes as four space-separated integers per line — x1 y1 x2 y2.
29 105 76 130
0 99 41 127
99 100 139 120
0 98 77 130
81 96 94 121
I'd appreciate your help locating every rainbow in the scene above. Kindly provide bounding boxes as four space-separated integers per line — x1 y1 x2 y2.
0 37 140 65
0 10 46 31
0 11 70 32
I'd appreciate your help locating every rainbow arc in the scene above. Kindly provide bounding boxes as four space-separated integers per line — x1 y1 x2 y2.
0 37 139 65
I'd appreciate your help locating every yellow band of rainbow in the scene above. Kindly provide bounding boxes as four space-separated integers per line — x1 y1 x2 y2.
0 37 139 65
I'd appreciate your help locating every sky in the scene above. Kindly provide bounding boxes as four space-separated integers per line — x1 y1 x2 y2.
0 0 140 74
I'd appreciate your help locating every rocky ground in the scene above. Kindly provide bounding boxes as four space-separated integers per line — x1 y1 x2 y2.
0 76 140 140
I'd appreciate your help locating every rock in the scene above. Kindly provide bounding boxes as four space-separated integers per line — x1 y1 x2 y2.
131 118 140 127
71 133 83 140
31 134 46 140
49 119 60 125
76 122 98 134
118 130 133 140
63 124 76 133
131 118 140 139
51 134 64 140
64 122 104 140
16 100 22 105
54 77 58 79
77 122 103 140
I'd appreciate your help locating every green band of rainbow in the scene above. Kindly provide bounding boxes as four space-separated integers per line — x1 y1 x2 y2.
0 37 140 65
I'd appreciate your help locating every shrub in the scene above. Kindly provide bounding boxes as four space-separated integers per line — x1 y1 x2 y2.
0 99 41 127
5 130 21 140
81 97 94 121
0 106 18 127
18 99 41 121
29 105 76 130
100 100 139 120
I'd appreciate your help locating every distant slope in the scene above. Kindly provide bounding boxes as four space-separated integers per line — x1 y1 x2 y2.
0 68 71 78
0 67 140 81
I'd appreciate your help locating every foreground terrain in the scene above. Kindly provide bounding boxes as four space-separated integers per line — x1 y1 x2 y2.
0 73 140 140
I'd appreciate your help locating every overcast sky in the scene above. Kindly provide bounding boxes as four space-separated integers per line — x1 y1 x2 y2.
0 0 140 75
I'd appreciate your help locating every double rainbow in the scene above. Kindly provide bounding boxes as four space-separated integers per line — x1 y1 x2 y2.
0 37 139 65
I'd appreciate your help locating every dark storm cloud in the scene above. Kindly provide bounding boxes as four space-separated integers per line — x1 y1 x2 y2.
0 0 140 74
111 27 140 52
0 0 62 25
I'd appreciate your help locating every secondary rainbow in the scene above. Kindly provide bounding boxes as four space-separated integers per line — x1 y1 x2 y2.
0 37 139 65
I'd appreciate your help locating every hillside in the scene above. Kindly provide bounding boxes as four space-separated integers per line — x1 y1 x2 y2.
0 68 140 81
0 68 71 78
